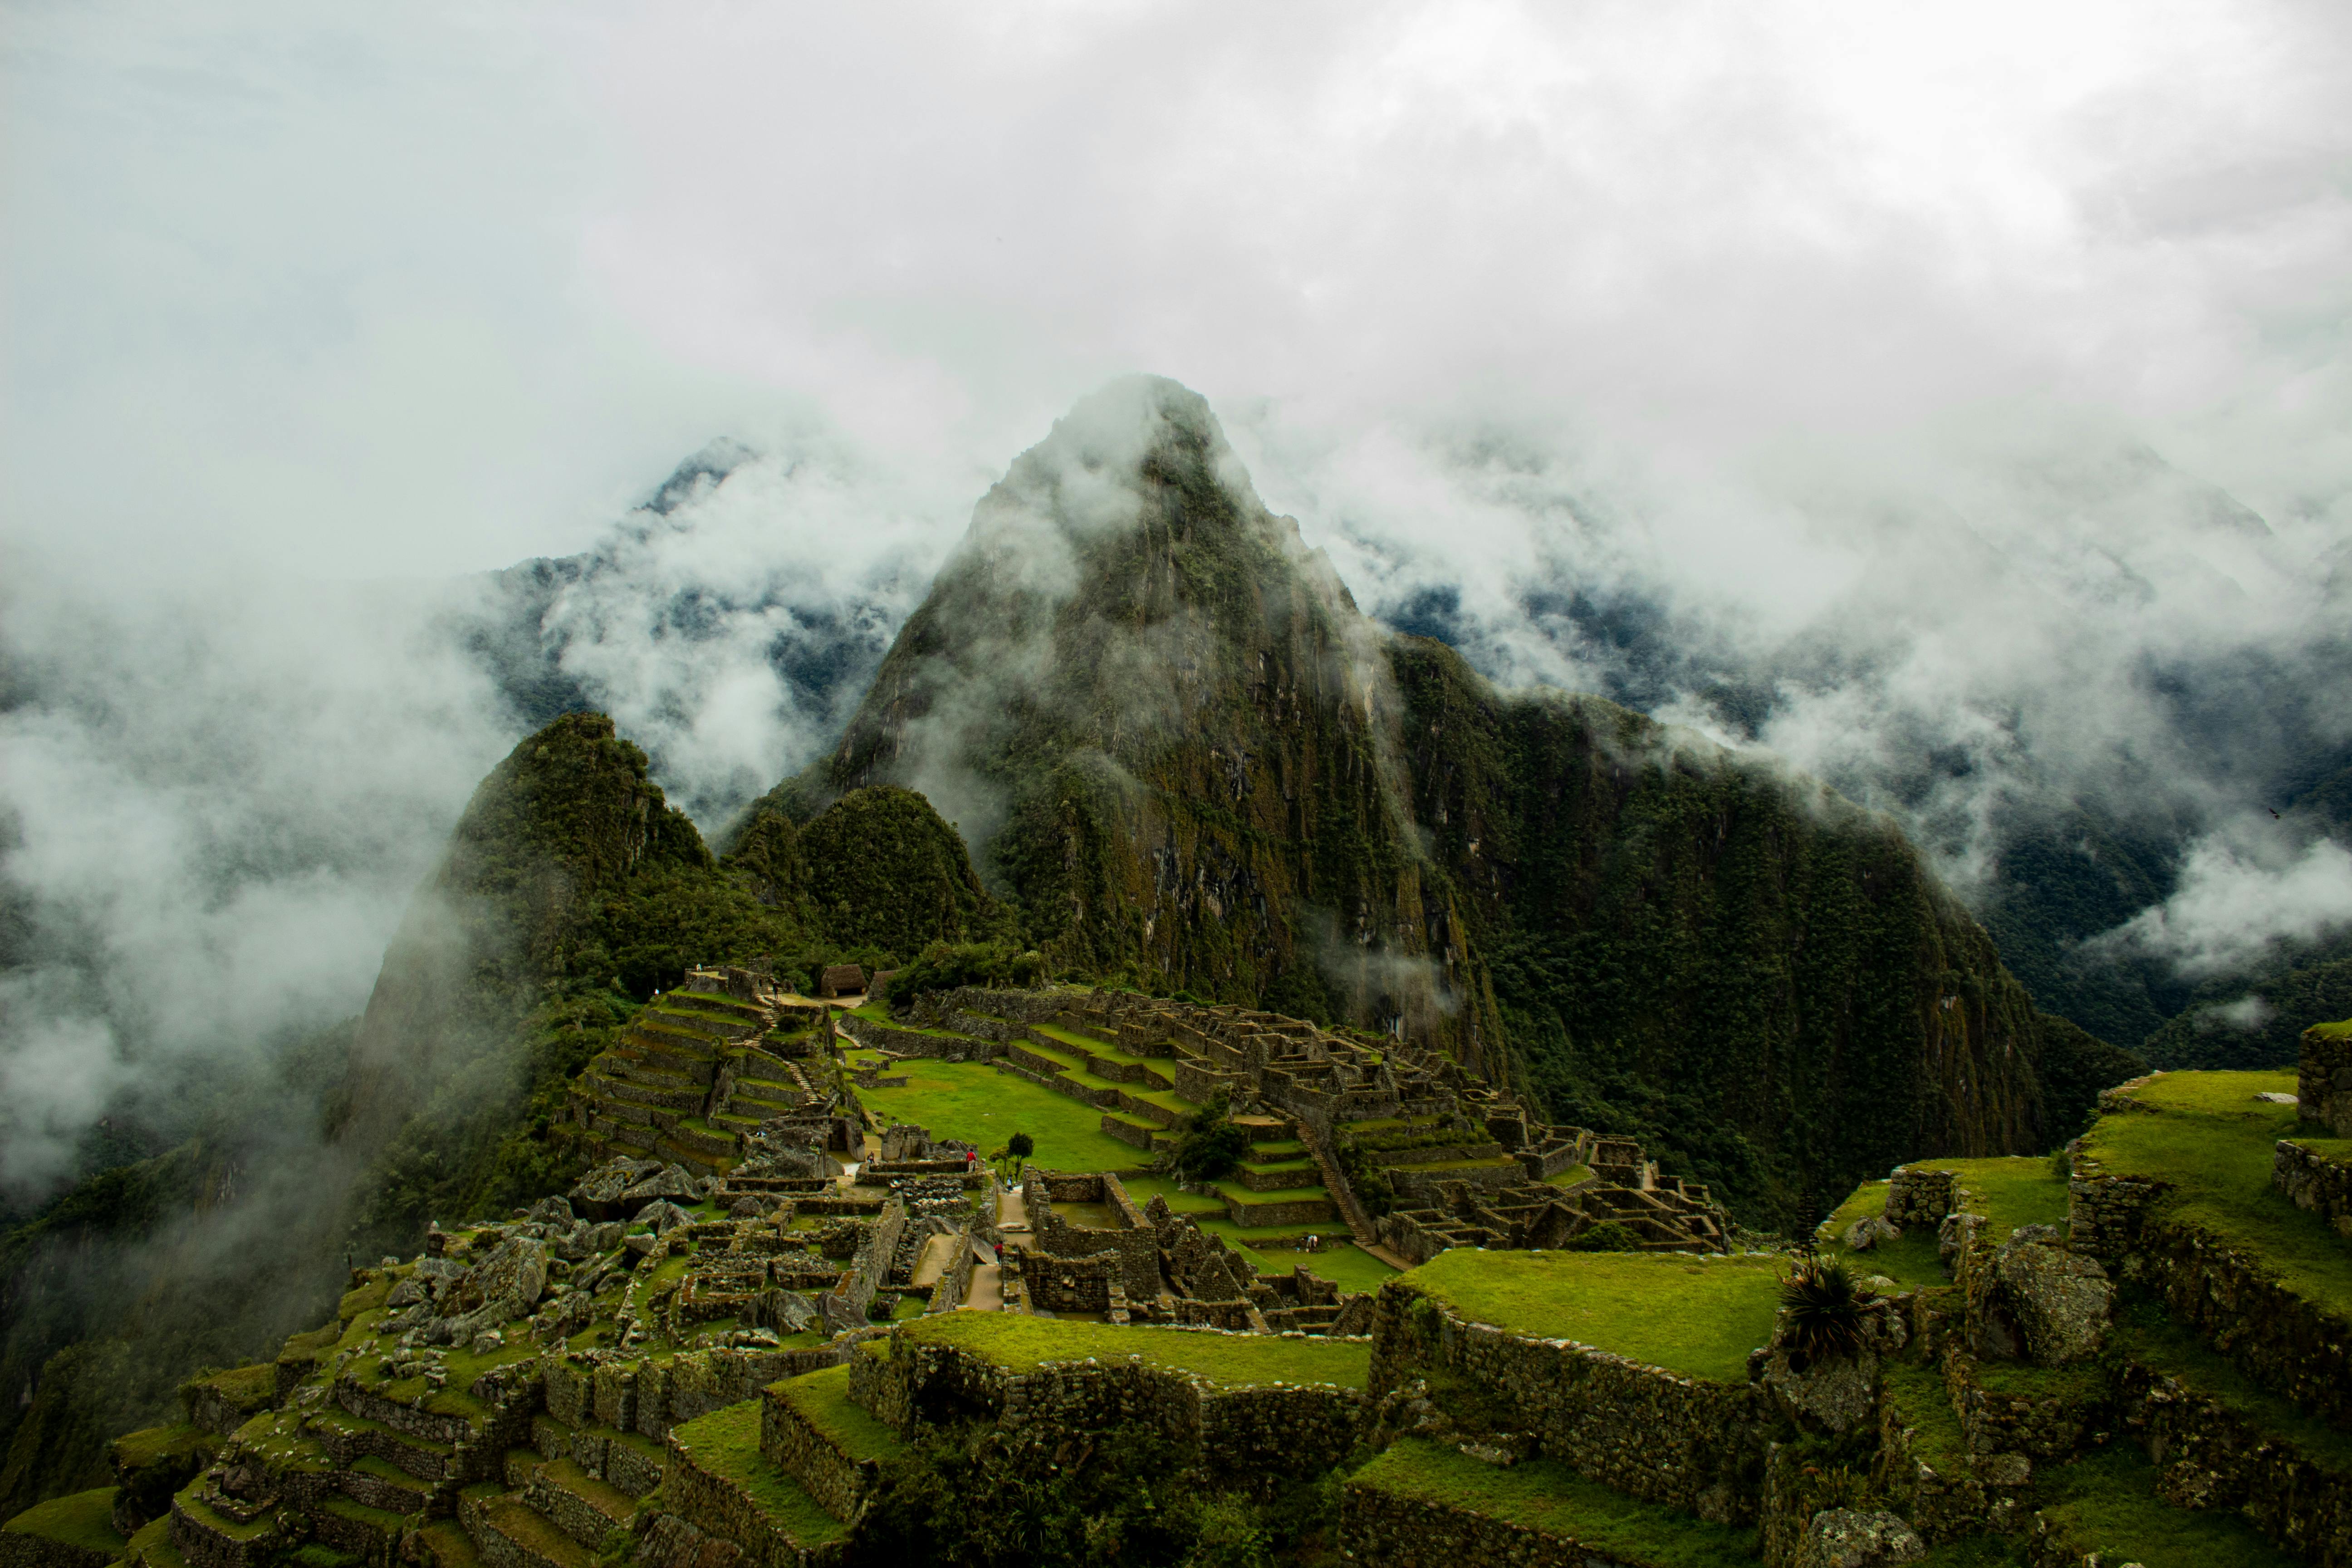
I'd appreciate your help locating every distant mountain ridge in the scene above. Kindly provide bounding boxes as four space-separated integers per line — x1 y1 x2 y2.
737 376 2140 1227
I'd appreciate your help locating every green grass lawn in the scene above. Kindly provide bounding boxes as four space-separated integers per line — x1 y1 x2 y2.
853 1058 1143 1173
1211 1178 1331 1207
1816 1180 1950 1289
2082 1069 2352 1316
777 1366 906 1462
1348 1440 1759 1567
1029 1021 1153 1066
1248 1243 1398 1294
2033 1444 2298 1568
1899 1156 2071 1240
1117 1174 1224 1215
3 1487 125 1553
666 1403 845 1542
894 1310 1371 1388
1401 1250 1783 1383
1544 1163 1595 1188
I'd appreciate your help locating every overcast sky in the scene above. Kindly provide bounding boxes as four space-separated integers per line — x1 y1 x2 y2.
5 1 2351 1190
7 1 2347 581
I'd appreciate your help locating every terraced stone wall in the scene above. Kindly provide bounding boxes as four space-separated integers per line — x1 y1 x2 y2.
1367 1284 1774 1524
2302 1026 2352 1137
2273 1140 2352 1236
849 1334 1363 1488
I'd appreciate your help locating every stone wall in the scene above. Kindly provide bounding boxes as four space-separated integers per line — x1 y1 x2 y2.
2120 1215 2352 1433
1367 1282 1774 1524
2274 1140 2352 1238
2122 1357 2352 1568
759 1385 872 1524
1340 1470 1612 1568
820 1200 907 1333
2302 1025 2352 1137
1022 1171 1160 1301
838 1014 1006 1062
1885 1167 1959 1229
853 1330 1363 1489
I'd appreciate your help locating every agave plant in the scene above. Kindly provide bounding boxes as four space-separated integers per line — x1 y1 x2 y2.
1779 1255 1867 1362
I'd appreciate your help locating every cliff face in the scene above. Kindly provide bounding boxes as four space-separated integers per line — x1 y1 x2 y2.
1389 639 2107 1222
765 377 2134 1227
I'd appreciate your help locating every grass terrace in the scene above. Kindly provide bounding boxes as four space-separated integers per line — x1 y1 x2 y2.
2031 1444 2298 1568
1245 1243 1398 1294
1348 1440 1759 1568
2111 1295 2352 1471
668 1402 845 1545
1400 1250 1784 1384
774 1365 906 1464
892 1306 1372 1388
3 1487 126 1557
1815 1181 1948 1289
851 1057 1145 1172
2081 1069 2352 1316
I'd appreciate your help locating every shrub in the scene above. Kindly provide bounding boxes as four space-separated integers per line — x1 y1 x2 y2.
1563 1220 1642 1253
1169 1096 1250 1183
887 941 1046 1014
1779 1256 1866 1362
1331 1132 1397 1218
1007 1133 1035 1161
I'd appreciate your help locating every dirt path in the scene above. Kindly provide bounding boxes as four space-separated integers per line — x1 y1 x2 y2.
962 1263 1003 1310
910 1233 954 1289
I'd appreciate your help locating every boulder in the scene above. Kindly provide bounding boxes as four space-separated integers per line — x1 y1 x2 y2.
1993 1233 2113 1365
1843 1214 1901 1252
640 1200 695 1236
769 1291 818 1334
1793 1509 1925 1568
570 1156 664 1220
620 1163 702 1210
529 1195 576 1229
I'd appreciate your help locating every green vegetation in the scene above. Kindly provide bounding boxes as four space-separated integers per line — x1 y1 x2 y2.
2080 1070 2352 1314
894 1308 1371 1389
1778 1258 1864 1361
1814 1181 1947 1288
667 1402 844 1546
1330 1132 1398 1217
2033 1444 2299 1568
2141 948 2352 1071
1402 1250 1782 1384
1 1485 126 1554
1244 1244 1398 1295
888 941 1045 1011
1562 1220 1642 1253
1169 1096 1254 1184
778 1367 906 1463
1349 1440 1759 1567
859 1420 1342 1568
854 1058 1142 1174
2111 1294 2352 1470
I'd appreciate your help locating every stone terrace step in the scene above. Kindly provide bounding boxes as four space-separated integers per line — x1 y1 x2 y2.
525 1458 636 1549
414 1520 480 1568
311 1407 457 1482
460 1486 596 1568
665 1401 848 1567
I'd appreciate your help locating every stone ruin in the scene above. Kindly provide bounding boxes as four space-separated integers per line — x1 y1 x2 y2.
1004 1167 1374 1336
568 967 863 1181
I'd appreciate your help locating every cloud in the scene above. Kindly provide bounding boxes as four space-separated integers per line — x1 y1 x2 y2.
5 0 2352 1202
2096 825 2352 977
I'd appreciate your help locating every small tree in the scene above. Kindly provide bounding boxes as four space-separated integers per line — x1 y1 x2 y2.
1006 1132 1034 1161
1170 1096 1251 1183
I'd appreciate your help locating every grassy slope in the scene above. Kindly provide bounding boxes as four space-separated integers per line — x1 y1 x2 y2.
666 1403 844 1545
2082 1070 2352 1315
852 1058 1144 1173
1349 1439 1758 1567
1 1486 125 1553
1401 1251 1782 1384
894 1310 1370 1389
